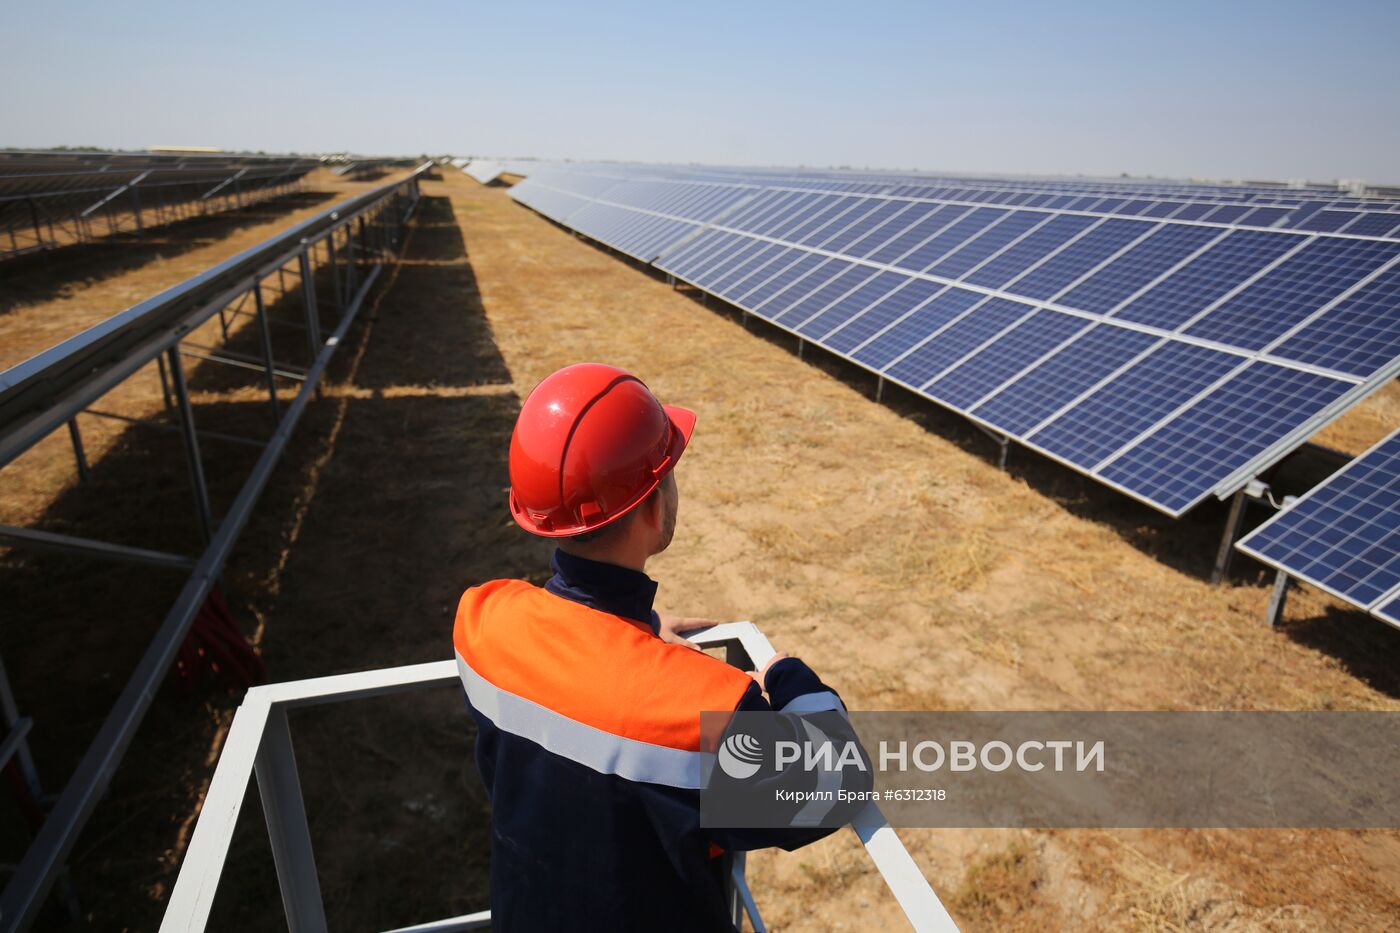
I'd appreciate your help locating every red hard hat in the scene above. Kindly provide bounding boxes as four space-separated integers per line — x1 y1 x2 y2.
508 363 696 537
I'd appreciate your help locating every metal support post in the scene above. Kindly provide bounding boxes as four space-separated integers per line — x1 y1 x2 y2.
167 347 215 546
1212 489 1248 584
131 185 144 233
156 351 175 412
254 707 329 933
1265 570 1291 627
253 283 281 424
325 235 343 312
297 246 322 358
66 419 90 483
997 435 1009 471
797 337 805 360
876 376 886 404
343 228 358 299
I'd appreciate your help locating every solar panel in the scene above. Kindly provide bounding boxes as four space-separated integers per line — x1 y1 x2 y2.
508 163 1400 516
1237 428 1400 629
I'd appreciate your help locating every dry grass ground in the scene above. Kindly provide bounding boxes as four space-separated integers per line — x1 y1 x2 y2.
1 169 1398 930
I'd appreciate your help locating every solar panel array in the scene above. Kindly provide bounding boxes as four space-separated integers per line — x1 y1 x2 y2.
509 163 1400 517
0 150 317 258
1236 429 1400 627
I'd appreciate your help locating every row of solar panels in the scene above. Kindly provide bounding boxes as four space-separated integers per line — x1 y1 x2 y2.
0 156 318 201
519 164 1400 242
1239 427 1400 628
507 163 1400 522
642 164 1397 211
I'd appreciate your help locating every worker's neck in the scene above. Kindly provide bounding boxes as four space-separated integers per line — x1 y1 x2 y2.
557 541 650 574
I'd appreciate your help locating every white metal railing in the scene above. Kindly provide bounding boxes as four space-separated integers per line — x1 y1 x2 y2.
159 622 959 932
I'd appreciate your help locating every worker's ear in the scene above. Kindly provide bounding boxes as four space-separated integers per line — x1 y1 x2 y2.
639 484 665 533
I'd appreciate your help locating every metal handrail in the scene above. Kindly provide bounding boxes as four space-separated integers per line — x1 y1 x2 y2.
159 623 959 932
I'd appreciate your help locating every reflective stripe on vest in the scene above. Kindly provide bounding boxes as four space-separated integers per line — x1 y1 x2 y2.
457 650 711 788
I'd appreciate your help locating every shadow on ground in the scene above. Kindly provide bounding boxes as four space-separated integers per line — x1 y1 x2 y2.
1 194 537 929
0 190 339 315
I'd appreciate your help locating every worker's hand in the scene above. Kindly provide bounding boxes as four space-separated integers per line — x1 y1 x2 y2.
655 612 715 651
749 653 791 693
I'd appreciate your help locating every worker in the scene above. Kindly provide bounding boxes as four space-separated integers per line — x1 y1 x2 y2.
452 362 860 931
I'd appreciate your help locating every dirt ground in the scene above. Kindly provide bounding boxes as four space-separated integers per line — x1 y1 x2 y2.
2 169 1399 931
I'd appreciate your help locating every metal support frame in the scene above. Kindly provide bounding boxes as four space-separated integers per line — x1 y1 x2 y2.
971 423 1010 470
0 164 430 931
876 375 886 404
167 347 215 547
0 524 196 571
82 407 268 450
253 283 282 424
1212 489 1249 584
160 623 958 933
65 419 89 482
1265 570 1292 627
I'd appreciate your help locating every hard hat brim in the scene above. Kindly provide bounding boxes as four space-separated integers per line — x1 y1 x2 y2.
663 404 697 449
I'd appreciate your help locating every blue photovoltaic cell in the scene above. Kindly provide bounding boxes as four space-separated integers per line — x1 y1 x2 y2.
780 196 863 244
1184 237 1400 350
844 202 924 256
797 197 883 247
1099 363 1353 514
973 325 1161 436
808 198 890 249
1271 265 1400 377
1235 206 1290 227
773 264 874 326
885 298 1032 388
1029 342 1241 468
726 248 802 303
757 258 845 320
1004 218 1155 300
1112 230 1300 330
1342 212 1400 238
1239 430 1400 613
751 193 828 237
798 272 908 339
820 199 912 253
825 279 945 354
725 190 805 233
1169 203 1214 221
744 253 830 314
853 287 986 370
713 245 794 301
891 207 1007 272
925 211 1046 280
659 230 736 279
962 214 1098 289
1294 210 1356 233
703 241 787 295
1377 594 1400 626
1200 204 1250 224
925 310 1092 410
864 205 970 264
1057 225 1222 314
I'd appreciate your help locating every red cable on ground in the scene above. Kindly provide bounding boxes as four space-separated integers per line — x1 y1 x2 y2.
174 585 267 692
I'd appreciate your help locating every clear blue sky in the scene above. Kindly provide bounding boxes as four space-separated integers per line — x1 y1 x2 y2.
3 0 1398 182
